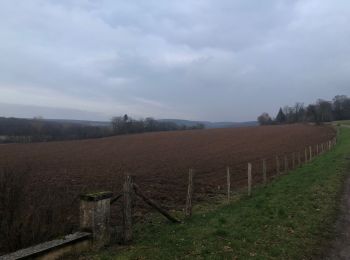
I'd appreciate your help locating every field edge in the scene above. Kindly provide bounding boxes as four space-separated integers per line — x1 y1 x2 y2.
79 127 350 259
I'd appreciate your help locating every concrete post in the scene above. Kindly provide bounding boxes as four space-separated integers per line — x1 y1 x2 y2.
80 191 113 250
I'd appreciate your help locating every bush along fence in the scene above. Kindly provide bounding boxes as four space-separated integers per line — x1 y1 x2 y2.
1 135 338 259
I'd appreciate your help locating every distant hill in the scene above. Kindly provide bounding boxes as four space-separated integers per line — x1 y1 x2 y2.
46 118 258 129
44 118 110 127
158 119 258 129
1 117 257 130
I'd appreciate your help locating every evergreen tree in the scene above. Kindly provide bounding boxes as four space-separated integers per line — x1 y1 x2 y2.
275 108 286 123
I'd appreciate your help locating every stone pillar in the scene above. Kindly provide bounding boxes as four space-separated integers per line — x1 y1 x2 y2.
80 191 113 249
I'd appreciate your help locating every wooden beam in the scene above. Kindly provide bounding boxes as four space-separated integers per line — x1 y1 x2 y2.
132 183 180 223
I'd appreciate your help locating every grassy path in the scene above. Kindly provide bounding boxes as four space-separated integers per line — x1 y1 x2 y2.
90 127 350 260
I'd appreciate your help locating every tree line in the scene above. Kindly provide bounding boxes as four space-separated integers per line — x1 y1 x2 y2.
0 115 204 143
110 114 204 135
257 95 350 125
0 117 111 143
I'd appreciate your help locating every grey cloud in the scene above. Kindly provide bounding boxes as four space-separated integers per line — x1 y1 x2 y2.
1 0 350 121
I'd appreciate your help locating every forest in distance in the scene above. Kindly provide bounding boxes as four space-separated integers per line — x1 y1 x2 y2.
258 95 350 125
0 115 204 143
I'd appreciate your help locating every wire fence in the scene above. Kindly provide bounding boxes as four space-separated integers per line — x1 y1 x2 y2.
111 135 338 244
1 132 338 255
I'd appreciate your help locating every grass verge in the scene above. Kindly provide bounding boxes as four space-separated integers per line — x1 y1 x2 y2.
333 120 350 126
89 127 350 260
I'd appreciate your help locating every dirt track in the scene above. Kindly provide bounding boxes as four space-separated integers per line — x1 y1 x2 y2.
324 146 350 260
0 124 335 252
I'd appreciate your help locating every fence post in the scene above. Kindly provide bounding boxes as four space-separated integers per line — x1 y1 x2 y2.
227 167 231 202
123 174 134 243
262 159 267 186
284 155 288 173
305 147 308 163
309 146 312 161
248 163 252 196
298 152 301 167
292 153 295 169
80 191 113 249
185 169 194 217
276 155 280 175
316 144 319 155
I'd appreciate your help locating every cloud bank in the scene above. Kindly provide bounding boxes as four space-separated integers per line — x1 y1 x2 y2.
1 0 350 121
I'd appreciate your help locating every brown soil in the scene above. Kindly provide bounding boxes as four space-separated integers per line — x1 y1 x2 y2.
0 124 335 253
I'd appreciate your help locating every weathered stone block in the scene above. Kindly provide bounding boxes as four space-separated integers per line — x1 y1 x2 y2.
80 191 112 250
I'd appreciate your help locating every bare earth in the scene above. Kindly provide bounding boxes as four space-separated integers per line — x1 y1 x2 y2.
0 124 335 253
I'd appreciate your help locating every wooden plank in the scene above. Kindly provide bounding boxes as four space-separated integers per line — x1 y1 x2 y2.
132 184 180 223
185 169 194 217
1 232 91 260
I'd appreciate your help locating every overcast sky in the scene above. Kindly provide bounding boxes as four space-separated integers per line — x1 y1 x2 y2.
1 0 350 122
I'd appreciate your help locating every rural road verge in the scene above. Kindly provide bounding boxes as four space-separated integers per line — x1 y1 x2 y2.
324 154 350 260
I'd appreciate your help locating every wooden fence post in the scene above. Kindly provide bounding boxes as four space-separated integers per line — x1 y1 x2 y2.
292 153 295 169
309 146 312 161
298 152 301 167
123 174 134 243
284 155 288 173
248 163 252 196
185 169 194 217
262 159 267 186
227 167 231 202
276 155 280 175
305 147 308 163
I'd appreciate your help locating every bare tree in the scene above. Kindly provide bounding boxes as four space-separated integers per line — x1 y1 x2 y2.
257 113 272 125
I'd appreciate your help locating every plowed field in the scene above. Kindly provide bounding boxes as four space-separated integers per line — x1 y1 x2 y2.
0 124 335 252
